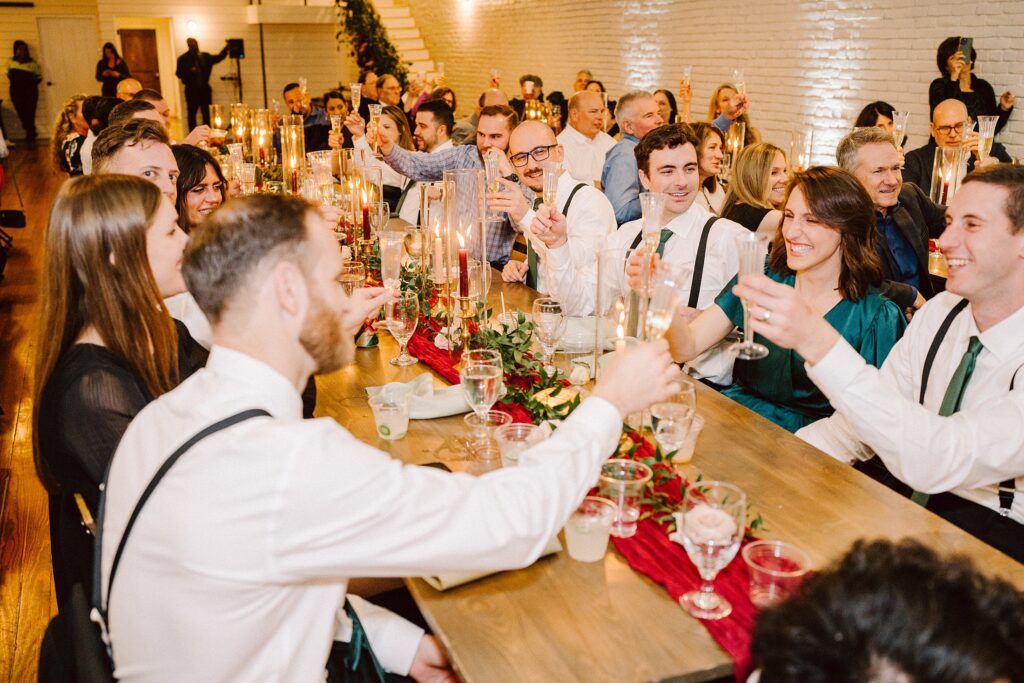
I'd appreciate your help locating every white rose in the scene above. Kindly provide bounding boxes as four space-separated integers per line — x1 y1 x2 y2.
683 503 738 544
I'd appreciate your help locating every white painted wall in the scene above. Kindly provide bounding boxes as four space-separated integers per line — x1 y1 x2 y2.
404 0 1024 162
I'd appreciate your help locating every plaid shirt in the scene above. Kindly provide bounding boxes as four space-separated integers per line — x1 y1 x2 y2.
383 145 517 265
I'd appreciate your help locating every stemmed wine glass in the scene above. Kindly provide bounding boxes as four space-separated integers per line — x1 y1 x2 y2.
731 232 770 360
651 381 696 456
532 297 566 374
386 290 420 366
460 350 503 419
676 481 747 620
337 260 366 297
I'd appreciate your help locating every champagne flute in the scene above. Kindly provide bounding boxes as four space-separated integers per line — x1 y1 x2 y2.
386 290 420 366
368 104 383 155
532 297 566 373
542 161 560 208
732 68 746 95
730 232 770 360
977 115 998 162
890 111 910 148
677 481 747 620
337 260 365 297
350 82 362 113
644 262 684 340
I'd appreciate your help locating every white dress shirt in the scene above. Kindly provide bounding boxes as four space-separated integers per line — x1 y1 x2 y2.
799 292 1024 524
163 291 213 349
397 139 453 225
557 124 617 186
513 172 615 312
81 129 97 175
101 346 622 682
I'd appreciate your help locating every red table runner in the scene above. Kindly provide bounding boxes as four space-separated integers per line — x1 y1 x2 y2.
407 330 756 679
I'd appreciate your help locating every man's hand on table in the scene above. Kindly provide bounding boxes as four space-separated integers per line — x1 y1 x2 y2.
502 260 528 283
731 273 840 365
592 339 682 418
409 635 457 683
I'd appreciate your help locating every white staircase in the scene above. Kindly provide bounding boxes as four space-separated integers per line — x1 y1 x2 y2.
370 0 435 74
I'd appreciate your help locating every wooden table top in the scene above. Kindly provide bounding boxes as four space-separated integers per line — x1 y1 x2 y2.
314 267 1022 683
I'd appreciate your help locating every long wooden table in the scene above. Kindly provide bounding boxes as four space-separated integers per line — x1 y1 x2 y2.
315 270 1023 683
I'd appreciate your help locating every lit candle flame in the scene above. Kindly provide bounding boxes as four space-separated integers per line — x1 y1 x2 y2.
615 298 626 341
457 232 465 248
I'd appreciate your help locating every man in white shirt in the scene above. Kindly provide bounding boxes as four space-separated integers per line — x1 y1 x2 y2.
557 90 616 187
733 164 1024 562
100 193 681 681
499 121 615 312
92 118 214 348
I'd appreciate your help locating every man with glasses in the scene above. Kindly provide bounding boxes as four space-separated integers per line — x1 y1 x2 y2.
497 121 615 313
903 98 1009 194
557 90 616 187
601 91 665 225
379 104 527 268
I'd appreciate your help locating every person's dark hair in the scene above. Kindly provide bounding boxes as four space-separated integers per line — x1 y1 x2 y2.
654 88 678 122
82 96 102 125
633 123 699 176
853 101 896 129
92 118 170 173
961 163 1024 235
937 36 978 76
479 104 519 129
183 195 317 323
417 98 455 136
90 97 121 135
132 88 163 103
172 145 228 233
519 74 543 89
358 70 376 85
752 539 1024 683
427 87 457 113
585 80 606 93
12 40 31 62
690 121 725 191
108 98 157 127
768 167 882 301
282 82 300 96
323 90 345 107
101 42 121 60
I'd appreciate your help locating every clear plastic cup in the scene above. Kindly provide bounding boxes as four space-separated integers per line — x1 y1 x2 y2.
369 393 410 441
463 410 512 442
493 422 544 467
741 540 812 608
672 414 705 464
599 459 653 538
564 496 617 562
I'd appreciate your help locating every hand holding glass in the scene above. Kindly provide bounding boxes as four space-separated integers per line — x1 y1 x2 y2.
731 232 770 360
386 290 420 366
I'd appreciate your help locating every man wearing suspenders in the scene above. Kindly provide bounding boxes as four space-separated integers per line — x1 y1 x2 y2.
734 165 1024 562
499 120 616 311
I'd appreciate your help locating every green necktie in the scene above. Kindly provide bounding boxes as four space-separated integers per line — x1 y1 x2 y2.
910 335 984 506
626 229 674 332
526 196 543 289
655 227 673 257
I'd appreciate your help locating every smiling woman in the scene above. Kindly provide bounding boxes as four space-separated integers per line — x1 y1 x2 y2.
172 144 229 232
664 167 907 432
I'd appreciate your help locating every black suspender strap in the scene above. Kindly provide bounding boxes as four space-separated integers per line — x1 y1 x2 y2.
93 409 272 626
628 230 646 251
919 298 1018 517
687 217 719 309
560 183 588 217
394 179 417 218
919 298 969 403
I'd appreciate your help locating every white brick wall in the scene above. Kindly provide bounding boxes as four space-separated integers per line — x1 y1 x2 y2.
404 0 1024 162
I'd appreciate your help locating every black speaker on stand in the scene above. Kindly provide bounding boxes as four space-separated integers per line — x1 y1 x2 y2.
224 39 245 102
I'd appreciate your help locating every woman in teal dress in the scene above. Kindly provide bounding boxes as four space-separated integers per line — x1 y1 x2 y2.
666 166 906 432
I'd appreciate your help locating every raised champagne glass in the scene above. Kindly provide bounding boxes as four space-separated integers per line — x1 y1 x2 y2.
730 232 770 360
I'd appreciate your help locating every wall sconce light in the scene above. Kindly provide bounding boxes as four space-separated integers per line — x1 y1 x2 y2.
186 19 198 34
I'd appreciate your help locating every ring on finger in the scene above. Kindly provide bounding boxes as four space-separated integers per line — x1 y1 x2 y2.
759 309 772 322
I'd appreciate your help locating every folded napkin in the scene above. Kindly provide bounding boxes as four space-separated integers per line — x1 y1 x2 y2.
366 374 470 420
421 536 563 591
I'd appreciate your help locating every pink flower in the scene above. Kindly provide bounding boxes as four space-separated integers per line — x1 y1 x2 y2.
683 503 737 544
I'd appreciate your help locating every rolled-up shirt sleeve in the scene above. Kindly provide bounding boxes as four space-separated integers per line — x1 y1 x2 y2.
340 595 424 676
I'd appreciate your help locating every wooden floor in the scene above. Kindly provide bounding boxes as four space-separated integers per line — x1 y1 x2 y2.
1 144 62 682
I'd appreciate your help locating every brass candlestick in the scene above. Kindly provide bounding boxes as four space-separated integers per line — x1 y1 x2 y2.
455 295 475 352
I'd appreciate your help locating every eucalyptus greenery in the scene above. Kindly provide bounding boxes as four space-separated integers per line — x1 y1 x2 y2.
335 0 409 89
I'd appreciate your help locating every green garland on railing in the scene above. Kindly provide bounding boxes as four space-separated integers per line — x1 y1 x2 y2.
335 0 409 89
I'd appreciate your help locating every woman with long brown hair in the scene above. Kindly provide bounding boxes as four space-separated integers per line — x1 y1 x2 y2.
691 121 727 214
707 83 761 145
664 167 906 431
720 142 788 235
34 174 206 607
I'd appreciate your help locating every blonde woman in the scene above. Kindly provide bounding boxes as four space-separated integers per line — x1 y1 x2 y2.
34 174 205 607
707 83 761 145
50 93 89 175
720 142 788 236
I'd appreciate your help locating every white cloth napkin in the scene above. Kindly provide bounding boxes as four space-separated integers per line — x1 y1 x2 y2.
420 536 563 591
366 374 470 420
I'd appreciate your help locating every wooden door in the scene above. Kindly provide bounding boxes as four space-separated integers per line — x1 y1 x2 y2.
35 16 99 137
117 29 161 94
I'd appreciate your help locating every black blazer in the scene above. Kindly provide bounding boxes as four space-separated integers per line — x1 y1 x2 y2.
875 183 947 309
903 140 1012 195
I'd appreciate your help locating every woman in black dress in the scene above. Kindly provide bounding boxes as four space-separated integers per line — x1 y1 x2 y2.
33 174 206 607
6 40 42 141
720 142 788 236
95 41 130 97
928 36 1015 136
